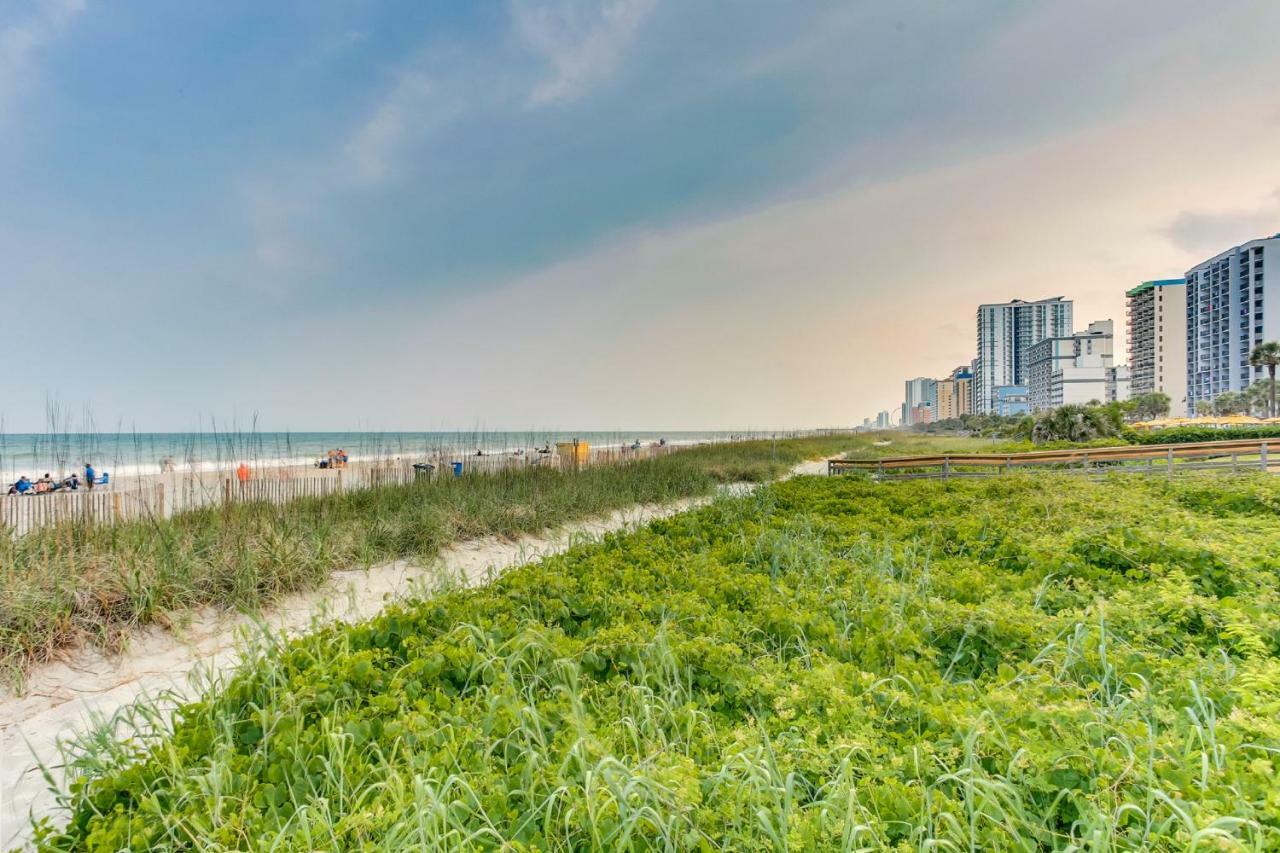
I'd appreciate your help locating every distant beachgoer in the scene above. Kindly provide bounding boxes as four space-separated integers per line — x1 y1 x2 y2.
237 462 250 484
13 476 32 495
84 463 96 490
659 438 666 447
63 473 79 491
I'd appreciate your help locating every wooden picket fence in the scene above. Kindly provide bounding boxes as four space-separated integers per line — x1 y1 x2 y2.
0 485 166 538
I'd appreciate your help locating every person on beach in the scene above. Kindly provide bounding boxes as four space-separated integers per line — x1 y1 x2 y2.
7 476 32 495
63 472 79 491
237 462 250 484
35 473 54 493
84 463 96 490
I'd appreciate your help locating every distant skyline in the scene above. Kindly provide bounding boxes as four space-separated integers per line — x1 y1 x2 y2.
4 1 1280 431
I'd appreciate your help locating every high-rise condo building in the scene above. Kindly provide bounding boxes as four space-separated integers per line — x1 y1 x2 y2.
975 297 1074 414
1126 279 1187 411
1026 320 1116 411
936 365 974 420
1185 235 1280 414
903 377 937 425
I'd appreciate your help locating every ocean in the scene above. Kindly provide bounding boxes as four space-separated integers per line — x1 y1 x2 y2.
0 430 775 483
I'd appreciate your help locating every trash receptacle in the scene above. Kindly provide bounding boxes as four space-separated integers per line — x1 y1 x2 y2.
452 461 464 477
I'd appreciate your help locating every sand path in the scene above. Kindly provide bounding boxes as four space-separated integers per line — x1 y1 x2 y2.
0 460 828 848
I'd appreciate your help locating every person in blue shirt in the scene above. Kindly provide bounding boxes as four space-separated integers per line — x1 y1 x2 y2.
12 476 32 494
84 463 96 490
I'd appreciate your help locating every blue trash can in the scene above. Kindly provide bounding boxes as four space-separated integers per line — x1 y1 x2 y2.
452 461 464 477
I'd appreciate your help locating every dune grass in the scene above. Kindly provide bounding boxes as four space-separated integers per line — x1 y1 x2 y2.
28 471 1280 850
0 434 969 686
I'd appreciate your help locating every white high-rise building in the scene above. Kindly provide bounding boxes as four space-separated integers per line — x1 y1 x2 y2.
1126 279 1187 412
975 297 1073 413
1026 320 1116 411
1185 235 1280 415
903 377 937 425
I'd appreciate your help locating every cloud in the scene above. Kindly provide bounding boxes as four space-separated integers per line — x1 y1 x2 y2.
0 0 84 120
512 0 657 106
272 92 1279 428
342 70 437 186
243 1 657 275
1162 190 1280 257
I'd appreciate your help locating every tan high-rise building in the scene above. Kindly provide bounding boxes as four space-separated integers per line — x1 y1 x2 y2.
936 365 974 420
1126 279 1186 413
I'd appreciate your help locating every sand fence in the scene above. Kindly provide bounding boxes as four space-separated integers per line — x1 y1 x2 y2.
0 443 681 538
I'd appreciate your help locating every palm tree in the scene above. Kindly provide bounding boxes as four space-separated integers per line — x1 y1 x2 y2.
1249 341 1280 418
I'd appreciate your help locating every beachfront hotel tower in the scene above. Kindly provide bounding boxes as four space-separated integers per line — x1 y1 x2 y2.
974 297 1073 414
1185 235 1280 415
936 365 973 420
1026 320 1116 411
903 377 937 426
1125 279 1187 413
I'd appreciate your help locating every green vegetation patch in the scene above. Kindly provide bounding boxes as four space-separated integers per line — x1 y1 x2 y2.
31 472 1280 850
1127 425 1280 445
0 435 976 685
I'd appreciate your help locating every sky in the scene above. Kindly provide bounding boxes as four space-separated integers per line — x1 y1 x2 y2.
3 0 1280 433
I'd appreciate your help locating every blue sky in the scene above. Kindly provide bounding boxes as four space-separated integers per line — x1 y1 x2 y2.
4 0 1280 432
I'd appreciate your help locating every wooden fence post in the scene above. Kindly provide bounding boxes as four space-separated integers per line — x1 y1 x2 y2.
157 482 165 519
112 493 121 521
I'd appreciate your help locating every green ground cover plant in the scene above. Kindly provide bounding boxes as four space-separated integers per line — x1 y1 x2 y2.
0 434 970 684
1126 425 1280 445
30 472 1280 850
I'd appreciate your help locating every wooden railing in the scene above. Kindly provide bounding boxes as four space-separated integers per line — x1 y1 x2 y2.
828 439 1277 480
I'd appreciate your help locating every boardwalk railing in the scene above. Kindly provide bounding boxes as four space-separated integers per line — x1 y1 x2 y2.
828 439 1276 481
1 442 685 537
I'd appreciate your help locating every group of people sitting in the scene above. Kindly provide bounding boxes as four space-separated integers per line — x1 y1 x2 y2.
6 465 95 495
316 449 349 469
5 463 105 495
